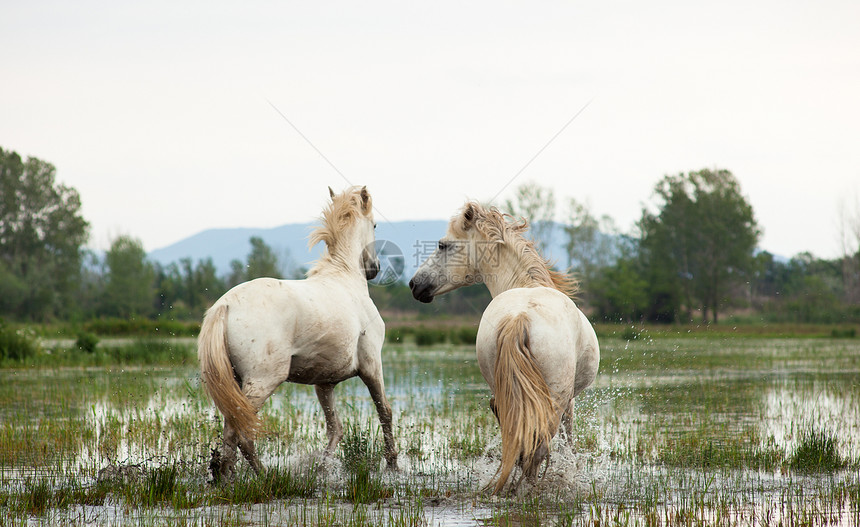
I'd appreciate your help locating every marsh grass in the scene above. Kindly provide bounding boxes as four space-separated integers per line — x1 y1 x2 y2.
213 464 319 504
0 336 858 526
340 419 391 503
789 427 848 472
658 426 785 470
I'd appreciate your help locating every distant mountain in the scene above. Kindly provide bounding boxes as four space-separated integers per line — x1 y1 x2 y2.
147 220 574 283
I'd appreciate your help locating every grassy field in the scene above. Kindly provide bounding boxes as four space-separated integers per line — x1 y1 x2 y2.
0 330 858 525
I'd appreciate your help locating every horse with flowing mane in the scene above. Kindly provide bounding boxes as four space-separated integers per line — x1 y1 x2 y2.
198 186 398 481
409 201 599 494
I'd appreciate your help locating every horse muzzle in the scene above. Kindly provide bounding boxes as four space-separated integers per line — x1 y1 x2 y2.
364 259 380 280
409 276 435 303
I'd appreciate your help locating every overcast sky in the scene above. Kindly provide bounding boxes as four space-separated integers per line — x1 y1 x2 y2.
2 0 858 259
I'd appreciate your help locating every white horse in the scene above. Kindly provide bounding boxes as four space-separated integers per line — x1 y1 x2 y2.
409 201 599 494
198 186 398 481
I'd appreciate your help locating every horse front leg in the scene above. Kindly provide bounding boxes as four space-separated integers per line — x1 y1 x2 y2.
314 383 344 456
359 372 398 470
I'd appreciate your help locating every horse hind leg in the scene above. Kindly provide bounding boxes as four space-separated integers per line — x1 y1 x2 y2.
561 398 575 445
215 376 277 480
236 383 280 475
237 431 263 475
315 383 344 456
522 440 550 482
212 420 241 483
213 412 264 483
489 397 499 424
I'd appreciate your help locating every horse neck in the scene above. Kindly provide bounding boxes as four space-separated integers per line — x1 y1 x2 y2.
479 243 551 297
309 231 366 282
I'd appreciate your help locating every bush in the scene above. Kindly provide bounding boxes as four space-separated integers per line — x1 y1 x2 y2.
450 326 478 345
83 317 199 337
75 332 99 353
0 320 40 361
413 326 447 346
102 338 194 365
831 327 856 338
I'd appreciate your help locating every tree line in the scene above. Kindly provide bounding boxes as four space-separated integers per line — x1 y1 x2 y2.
1 146 858 325
508 172 859 324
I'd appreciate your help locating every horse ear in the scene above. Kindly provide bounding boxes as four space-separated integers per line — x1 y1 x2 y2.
360 186 371 213
328 186 335 199
462 203 475 230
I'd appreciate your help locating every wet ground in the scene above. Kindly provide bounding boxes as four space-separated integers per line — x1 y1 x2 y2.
1 335 858 525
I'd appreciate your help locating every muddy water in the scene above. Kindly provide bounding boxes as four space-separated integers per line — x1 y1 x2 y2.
1 336 858 525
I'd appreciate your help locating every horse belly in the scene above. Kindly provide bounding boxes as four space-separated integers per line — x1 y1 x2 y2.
286 348 358 385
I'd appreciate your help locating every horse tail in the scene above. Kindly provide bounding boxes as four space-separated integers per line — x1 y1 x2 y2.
491 312 559 495
198 303 261 440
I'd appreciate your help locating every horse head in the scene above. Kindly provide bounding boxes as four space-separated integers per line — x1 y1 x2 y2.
410 202 485 303
351 186 380 280
312 186 379 280
336 186 379 280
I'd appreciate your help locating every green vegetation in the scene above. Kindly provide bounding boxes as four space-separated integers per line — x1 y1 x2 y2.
4 147 860 331
340 420 390 503
413 326 448 347
789 428 848 472
0 147 89 322
2 149 860 525
0 320 41 361
74 331 99 353
0 336 857 525
0 334 196 368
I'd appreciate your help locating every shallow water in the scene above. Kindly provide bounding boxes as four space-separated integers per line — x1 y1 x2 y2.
1 336 859 525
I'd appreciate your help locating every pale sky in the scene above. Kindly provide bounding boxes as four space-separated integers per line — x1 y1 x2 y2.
2 0 858 259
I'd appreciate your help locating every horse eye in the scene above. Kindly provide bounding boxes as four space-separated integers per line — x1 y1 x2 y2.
438 241 449 251
373 223 377 230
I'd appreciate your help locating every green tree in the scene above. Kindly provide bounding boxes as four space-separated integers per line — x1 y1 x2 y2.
588 235 649 322
837 192 860 305
503 181 557 253
226 237 284 288
245 236 282 280
592 254 649 322
73 250 105 321
102 235 154 318
154 257 224 320
154 262 183 316
0 147 89 320
639 169 760 323
226 259 246 289
563 198 620 286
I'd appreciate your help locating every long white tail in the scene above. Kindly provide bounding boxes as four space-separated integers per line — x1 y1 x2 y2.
198 304 261 440
491 312 559 494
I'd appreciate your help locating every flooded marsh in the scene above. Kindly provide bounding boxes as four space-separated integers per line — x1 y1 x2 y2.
0 334 858 525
